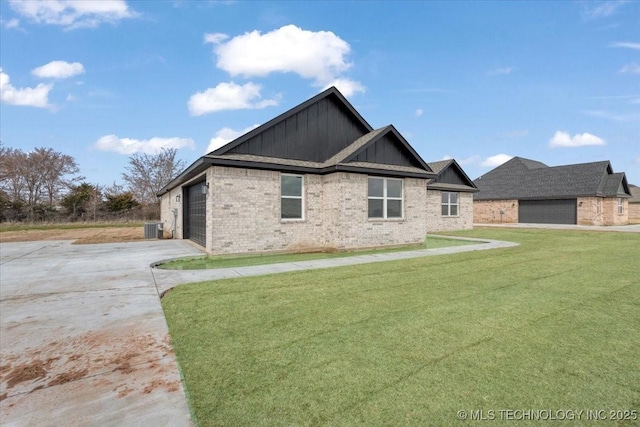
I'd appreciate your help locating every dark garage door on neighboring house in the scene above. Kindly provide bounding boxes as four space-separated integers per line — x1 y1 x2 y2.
184 181 207 247
518 199 577 224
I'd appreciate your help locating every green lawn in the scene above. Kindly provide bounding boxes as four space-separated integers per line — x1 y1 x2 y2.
162 229 640 426
156 235 477 270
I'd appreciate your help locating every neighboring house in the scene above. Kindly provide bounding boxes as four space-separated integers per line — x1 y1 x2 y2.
158 87 437 255
629 184 640 224
473 157 631 225
425 159 477 232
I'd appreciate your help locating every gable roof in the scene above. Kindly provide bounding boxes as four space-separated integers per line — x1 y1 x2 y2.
628 184 640 203
426 159 477 192
473 156 631 201
159 88 433 195
212 86 373 162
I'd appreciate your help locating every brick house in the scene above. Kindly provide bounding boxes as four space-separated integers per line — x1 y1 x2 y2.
628 185 640 224
158 87 442 254
473 157 631 225
425 159 477 232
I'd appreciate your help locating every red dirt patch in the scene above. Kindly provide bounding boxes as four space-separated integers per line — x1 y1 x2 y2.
0 327 180 399
47 368 89 387
5 360 50 388
0 226 144 244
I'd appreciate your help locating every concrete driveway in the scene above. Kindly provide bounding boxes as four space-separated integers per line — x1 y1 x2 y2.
0 239 203 426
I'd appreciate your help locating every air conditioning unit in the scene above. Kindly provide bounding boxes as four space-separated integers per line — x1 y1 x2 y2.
144 222 163 239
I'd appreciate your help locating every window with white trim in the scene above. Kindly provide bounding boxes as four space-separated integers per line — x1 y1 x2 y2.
618 197 624 215
441 192 459 216
368 177 403 219
281 174 304 220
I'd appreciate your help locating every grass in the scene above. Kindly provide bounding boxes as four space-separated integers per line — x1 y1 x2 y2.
162 229 640 426
0 221 144 232
156 235 477 270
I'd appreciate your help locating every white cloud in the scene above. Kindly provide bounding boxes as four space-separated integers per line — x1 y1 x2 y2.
206 125 260 153
1 18 20 28
32 61 85 79
549 131 606 148
583 1 626 19
208 24 356 86
321 77 365 97
0 67 52 108
458 155 481 166
204 32 228 44
188 81 279 116
9 0 137 29
94 135 195 155
619 63 640 74
609 41 640 50
488 66 513 76
415 109 424 117
481 154 513 167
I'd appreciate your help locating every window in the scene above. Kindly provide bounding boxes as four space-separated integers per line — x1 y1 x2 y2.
618 197 624 215
281 174 303 220
596 198 601 214
368 177 403 219
441 192 459 216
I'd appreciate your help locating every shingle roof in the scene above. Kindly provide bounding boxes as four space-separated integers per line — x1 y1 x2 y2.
629 185 640 203
426 159 452 174
474 156 631 201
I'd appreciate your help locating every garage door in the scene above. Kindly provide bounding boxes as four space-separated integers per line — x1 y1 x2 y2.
184 181 207 247
518 199 577 224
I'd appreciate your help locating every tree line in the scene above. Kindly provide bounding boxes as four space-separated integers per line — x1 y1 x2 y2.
0 144 185 223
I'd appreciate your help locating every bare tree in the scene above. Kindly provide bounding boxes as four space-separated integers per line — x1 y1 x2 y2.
122 148 185 205
39 147 82 206
0 146 26 204
0 146 83 221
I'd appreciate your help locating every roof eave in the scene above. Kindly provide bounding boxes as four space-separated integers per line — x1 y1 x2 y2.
157 157 210 196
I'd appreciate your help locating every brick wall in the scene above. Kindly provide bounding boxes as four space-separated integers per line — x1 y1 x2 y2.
602 197 629 226
163 167 430 254
473 199 518 223
629 202 640 224
577 197 604 226
321 174 428 250
426 190 474 232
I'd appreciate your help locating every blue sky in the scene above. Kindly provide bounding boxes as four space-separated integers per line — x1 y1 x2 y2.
1 0 639 187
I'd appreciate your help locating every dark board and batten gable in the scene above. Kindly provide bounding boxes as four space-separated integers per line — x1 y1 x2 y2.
213 87 373 163
426 159 477 192
348 126 428 170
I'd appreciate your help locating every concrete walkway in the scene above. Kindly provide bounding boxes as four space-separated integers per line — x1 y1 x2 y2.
475 223 640 233
152 237 518 294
